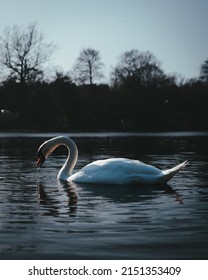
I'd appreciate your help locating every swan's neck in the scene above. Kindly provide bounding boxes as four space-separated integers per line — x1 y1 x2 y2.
50 137 78 181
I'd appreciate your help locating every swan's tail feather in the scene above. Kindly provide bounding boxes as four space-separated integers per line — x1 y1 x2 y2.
162 160 188 183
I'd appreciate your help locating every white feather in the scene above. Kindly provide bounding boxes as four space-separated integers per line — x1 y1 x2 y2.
37 136 188 185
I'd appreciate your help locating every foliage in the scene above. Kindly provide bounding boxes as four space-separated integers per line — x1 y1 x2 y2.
0 73 208 131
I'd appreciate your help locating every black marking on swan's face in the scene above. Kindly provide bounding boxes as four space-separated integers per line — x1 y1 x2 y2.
36 148 45 167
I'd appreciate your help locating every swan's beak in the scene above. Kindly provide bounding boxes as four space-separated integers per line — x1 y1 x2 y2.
36 155 45 167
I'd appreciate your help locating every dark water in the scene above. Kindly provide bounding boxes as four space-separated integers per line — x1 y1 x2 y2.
0 132 208 260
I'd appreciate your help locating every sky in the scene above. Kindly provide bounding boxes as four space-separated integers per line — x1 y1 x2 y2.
0 0 208 82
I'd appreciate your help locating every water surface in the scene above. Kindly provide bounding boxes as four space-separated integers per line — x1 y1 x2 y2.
0 132 208 259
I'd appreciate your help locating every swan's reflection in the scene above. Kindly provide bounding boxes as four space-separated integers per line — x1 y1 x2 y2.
36 179 183 218
36 181 78 216
164 185 183 204
69 181 183 205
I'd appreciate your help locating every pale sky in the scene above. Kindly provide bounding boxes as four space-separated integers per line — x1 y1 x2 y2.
0 0 207 82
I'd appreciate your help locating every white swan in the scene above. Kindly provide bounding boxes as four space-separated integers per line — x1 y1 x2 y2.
36 136 188 185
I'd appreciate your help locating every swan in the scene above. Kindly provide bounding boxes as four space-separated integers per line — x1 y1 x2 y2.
36 136 188 185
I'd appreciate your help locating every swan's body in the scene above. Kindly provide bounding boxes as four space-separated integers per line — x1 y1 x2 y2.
36 136 188 185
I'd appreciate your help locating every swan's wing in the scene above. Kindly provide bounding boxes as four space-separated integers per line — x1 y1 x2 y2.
69 158 162 184
81 158 161 175
69 159 188 185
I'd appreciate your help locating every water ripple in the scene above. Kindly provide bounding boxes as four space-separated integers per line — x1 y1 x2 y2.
0 133 208 259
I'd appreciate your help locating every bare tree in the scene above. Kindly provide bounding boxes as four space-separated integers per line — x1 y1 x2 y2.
0 23 55 84
111 49 165 87
72 48 104 85
199 58 208 84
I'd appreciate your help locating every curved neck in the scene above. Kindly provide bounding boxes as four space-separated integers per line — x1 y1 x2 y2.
48 136 78 181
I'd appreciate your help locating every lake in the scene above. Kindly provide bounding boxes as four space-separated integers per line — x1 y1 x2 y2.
0 131 208 260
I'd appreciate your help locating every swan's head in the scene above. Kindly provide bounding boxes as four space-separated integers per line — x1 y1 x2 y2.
36 138 58 168
36 136 78 170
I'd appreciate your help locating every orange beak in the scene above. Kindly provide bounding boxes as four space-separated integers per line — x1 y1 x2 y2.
36 155 45 167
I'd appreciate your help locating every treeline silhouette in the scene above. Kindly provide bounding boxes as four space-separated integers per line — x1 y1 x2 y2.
0 76 208 131
0 23 207 132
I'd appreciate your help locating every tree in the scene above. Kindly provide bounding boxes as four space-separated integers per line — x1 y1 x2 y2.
72 48 104 85
199 58 208 84
111 49 166 88
0 23 55 84
52 71 73 85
